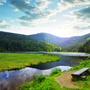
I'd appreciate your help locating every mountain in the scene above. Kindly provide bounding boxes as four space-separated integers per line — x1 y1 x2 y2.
0 31 90 52
62 33 90 52
29 33 90 48
29 33 69 46
0 31 61 52
60 36 81 47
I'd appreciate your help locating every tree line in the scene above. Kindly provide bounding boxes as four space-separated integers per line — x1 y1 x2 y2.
0 32 61 52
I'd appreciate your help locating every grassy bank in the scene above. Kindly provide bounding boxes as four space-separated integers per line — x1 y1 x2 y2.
20 58 90 90
0 53 60 72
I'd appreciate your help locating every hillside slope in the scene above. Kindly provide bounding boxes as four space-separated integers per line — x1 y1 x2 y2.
29 33 69 46
0 31 61 52
60 36 81 47
78 40 90 53
62 33 90 52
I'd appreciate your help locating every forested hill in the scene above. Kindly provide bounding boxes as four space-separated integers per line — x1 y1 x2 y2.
29 33 69 46
60 36 81 47
29 33 90 48
62 33 90 52
0 31 61 52
78 40 90 53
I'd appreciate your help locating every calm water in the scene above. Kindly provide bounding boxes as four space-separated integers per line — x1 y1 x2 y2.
0 52 90 90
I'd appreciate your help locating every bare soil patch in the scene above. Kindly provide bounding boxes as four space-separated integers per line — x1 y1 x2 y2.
54 71 81 88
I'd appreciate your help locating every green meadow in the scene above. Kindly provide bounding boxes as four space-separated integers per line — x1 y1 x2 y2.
0 53 60 72
20 58 90 90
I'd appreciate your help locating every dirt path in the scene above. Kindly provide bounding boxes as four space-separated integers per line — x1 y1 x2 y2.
54 71 81 88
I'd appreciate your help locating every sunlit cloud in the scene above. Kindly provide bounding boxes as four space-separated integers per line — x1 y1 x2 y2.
73 25 90 30
0 20 15 29
11 20 14 22
14 8 19 12
18 9 57 27
35 0 51 11
57 0 90 11
9 0 56 27
70 6 90 23
0 0 6 5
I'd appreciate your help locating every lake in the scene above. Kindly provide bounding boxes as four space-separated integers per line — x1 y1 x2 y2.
0 52 90 90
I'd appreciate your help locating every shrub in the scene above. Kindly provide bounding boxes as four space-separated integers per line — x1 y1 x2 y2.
34 74 46 83
50 68 61 76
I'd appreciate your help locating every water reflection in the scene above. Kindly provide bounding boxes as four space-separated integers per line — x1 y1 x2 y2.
31 56 85 70
0 66 71 90
0 52 90 90
41 52 90 56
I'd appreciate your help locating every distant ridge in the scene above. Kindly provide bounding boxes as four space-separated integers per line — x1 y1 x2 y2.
29 33 90 48
29 33 69 46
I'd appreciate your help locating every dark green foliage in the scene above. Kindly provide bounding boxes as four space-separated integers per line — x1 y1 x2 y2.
20 82 31 90
50 68 61 76
34 74 46 83
62 33 90 52
71 77 82 81
0 31 61 52
78 40 90 53
70 60 90 71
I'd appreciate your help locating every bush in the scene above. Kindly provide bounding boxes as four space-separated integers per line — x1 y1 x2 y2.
34 74 46 83
71 77 81 81
50 68 61 76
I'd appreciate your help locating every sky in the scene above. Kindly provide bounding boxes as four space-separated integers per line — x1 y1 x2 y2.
0 0 90 37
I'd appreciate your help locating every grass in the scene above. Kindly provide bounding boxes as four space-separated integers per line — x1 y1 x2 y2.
20 69 61 90
69 59 90 90
0 53 60 72
50 68 62 77
20 58 90 90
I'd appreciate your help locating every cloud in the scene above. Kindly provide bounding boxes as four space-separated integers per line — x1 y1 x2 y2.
19 11 51 22
11 20 14 22
14 8 19 12
18 9 57 26
0 20 7 25
0 0 6 5
70 6 90 23
0 20 13 29
19 22 36 27
9 0 51 11
48 19 57 22
25 1 30 4
35 0 51 11
0 3 3 5
9 0 55 26
9 0 36 11
73 25 90 30
57 0 90 11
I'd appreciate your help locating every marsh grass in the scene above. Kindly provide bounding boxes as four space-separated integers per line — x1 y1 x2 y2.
0 53 60 72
